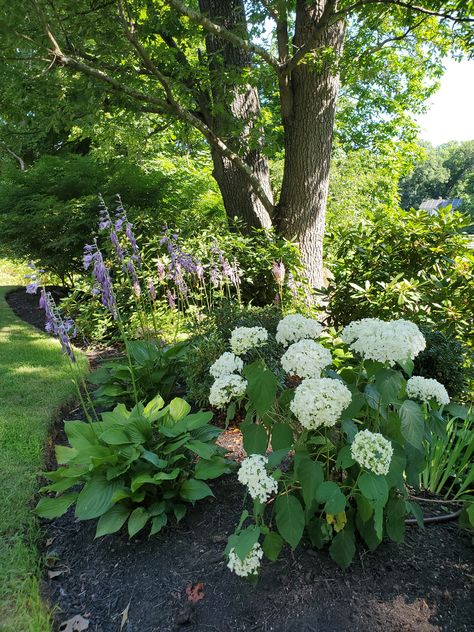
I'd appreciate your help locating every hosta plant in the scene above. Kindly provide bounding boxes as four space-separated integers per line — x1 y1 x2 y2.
36 395 233 537
208 314 472 575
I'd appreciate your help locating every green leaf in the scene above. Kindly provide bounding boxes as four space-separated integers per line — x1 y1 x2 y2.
173 504 187 523
358 472 388 507
406 500 425 529
241 423 268 455
386 496 406 543
169 397 191 421
232 525 261 560
375 368 403 404
271 423 294 451
95 504 130 538
75 477 120 520
99 426 132 445
194 455 232 480
262 531 284 561
307 517 332 549
397 358 414 376
244 360 278 417
294 449 323 509
128 507 150 537
356 493 373 522
336 445 355 469
179 479 213 502
275 493 304 549
64 421 98 451
150 513 168 536
316 481 346 514
143 394 165 421
356 512 381 551
35 493 78 518
131 473 156 492
186 439 216 460
329 527 356 569
142 451 167 469
154 468 180 481
399 400 425 449
183 411 214 430
55 445 78 465
267 448 290 468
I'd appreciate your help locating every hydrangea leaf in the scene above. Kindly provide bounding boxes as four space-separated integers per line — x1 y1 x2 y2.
271 423 294 451
294 449 323 509
329 527 356 569
386 496 406 543
233 525 261 561
375 368 404 404
336 445 355 469
241 423 268 455
316 481 346 515
262 531 284 561
399 400 424 449
244 360 279 417
358 472 388 507
275 493 305 548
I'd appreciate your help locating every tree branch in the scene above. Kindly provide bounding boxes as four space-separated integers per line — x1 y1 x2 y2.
0 142 26 170
165 0 280 70
334 0 474 24
351 17 427 61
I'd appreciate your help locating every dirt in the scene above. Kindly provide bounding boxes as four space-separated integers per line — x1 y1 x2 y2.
40 472 474 632
6 286 68 332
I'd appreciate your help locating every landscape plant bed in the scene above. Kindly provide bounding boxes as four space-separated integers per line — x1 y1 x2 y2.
6 286 68 332
41 474 473 632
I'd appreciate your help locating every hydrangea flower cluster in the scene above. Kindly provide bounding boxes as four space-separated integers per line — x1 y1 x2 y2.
341 318 425 365
209 374 247 408
351 429 393 476
210 352 244 379
281 339 332 379
406 376 450 405
230 326 268 355
237 455 278 503
227 543 263 577
290 377 352 430
276 314 322 347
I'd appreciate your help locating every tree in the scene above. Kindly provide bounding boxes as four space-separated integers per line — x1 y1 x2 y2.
1 1 472 285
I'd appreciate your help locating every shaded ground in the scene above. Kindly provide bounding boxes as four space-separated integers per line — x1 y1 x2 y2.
42 474 473 632
6 286 67 332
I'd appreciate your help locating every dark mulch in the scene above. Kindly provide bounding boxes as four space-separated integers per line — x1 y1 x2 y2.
41 476 474 632
6 285 68 332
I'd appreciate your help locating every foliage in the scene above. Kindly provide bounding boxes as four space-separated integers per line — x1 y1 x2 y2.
90 340 189 409
36 396 233 538
420 406 474 501
0 262 87 632
324 206 474 358
414 326 470 400
212 314 472 573
400 140 474 218
184 303 284 407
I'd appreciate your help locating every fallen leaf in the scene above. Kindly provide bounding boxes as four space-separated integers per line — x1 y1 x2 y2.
120 600 131 631
186 583 204 604
45 537 55 547
48 569 64 579
58 614 89 632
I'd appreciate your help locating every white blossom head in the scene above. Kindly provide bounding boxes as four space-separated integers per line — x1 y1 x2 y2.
290 377 352 430
341 318 425 365
227 542 263 577
281 339 332 379
276 314 323 347
230 326 268 356
351 429 393 476
209 373 247 408
406 376 450 406
209 352 244 379
237 454 277 503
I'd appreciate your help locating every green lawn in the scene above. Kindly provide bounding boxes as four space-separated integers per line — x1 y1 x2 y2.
0 263 87 631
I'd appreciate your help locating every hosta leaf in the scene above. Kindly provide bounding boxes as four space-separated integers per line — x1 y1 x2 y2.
169 398 191 421
186 439 216 460
64 421 98 451
131 473 156 492
194 455 232 480
36 493 78 518
75 477 120 520
99 426 132 445
128 507 149 537
149 513 168 536
179 479 213 502
95 504 130 538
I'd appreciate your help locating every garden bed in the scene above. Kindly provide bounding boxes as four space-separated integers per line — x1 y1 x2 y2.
42 475 473 632
6 286 67 332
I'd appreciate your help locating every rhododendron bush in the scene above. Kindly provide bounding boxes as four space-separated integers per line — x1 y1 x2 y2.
209 314 462 574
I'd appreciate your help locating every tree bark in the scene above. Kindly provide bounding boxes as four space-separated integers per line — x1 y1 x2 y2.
277 1 344 288
199 0 273 229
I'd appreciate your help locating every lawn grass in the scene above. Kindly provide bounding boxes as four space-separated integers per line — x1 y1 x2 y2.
0 263 87 631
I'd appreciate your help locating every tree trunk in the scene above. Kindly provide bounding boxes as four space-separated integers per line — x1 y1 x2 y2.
277 1 344 287
199 0 273 229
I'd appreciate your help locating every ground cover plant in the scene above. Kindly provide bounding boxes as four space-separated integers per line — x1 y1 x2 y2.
204 314 474 576
0 262 87 632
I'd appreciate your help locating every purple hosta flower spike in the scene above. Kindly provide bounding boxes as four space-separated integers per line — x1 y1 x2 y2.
39 288 76 361
133 281 141 298
272 261 286 285
98 195 112 231
85 243 117 319
166 289 177 309
115 195 141 266
156 257 166 281
25 261 43 294
109 229 124 263
195 261 205 282
147 277 157 302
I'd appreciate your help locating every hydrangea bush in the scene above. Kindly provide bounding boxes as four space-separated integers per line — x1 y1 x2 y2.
208 315 464 576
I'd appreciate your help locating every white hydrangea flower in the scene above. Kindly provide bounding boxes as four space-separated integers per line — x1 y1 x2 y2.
341 318 425 365
351 429 393 476
209 352 244 379
227 542 263 577
276 314 323 347
281 339 332 379
209 374 247 408
406 376 450 406
237 454 278 503
290 377 352 430
229 326 268 355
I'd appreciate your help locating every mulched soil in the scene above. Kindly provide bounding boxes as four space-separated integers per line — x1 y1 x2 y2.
9 286 474 631
6 285 69 331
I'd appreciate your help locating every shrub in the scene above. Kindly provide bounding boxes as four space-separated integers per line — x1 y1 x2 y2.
36 395 233 538
204 314 473 574
324 206 474 353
